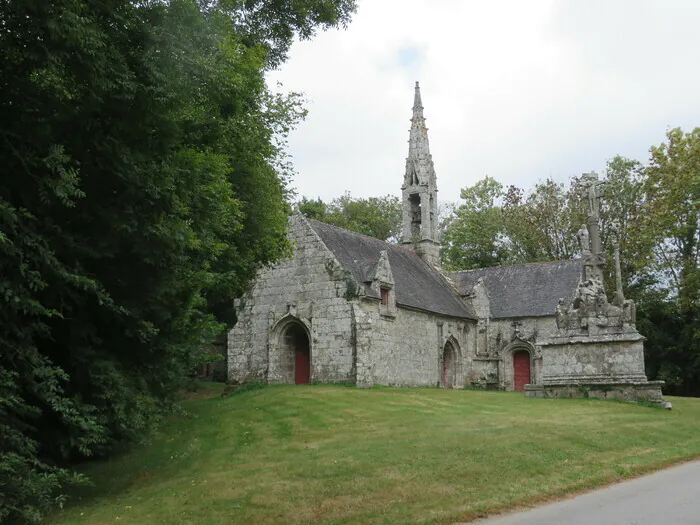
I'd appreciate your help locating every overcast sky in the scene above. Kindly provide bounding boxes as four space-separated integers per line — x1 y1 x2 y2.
266 0 700 204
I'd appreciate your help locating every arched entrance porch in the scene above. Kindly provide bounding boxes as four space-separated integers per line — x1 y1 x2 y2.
442 339 458 388
280 321 310 384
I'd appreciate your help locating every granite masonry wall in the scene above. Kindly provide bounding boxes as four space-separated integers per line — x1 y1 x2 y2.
463 278 567 391
353 300 476 387
486 316 558 390
228 215 355 384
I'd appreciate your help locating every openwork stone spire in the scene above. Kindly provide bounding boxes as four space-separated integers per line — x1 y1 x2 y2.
408 82 429 156
401 82 439 267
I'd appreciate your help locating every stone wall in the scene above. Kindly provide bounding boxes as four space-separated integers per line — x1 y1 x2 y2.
231 213 602 393
539 334 648 384
483 316 558 390
524 330 665 405
526 381 665 404
228 215 356 384
354 300 476 387
461 280 563 391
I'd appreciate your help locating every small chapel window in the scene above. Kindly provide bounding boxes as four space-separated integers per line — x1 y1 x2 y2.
380 287 390 305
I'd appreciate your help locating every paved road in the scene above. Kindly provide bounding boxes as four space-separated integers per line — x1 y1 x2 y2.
473 460 700 525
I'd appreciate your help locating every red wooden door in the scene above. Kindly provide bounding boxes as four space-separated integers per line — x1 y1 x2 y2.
513 351 531 392
295 348 310 384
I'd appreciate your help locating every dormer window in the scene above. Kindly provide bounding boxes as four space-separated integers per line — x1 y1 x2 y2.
380 287 390 305
379 285 396 318
373 250 396 318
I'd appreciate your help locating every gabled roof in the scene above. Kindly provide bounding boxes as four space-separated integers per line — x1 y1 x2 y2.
452 260 582 318
306 219 476 319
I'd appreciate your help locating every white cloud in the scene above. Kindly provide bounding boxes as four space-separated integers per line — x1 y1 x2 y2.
267 0 700 203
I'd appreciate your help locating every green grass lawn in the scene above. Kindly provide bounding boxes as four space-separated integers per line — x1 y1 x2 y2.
52 385 700 525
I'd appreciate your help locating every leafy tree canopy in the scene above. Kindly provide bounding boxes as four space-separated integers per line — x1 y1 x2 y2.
0 0 355 521
219 0 356 68
441 176 509 270
442 162 646 275
298 193 402 242
636 128 699 395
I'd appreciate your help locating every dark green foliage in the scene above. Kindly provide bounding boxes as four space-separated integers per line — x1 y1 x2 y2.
297 197 328 220
441 176 509 270
219 0 356 68
343 272 360 300
211 361 228 383
634 283 690 394
0 0 355 521
443 162 646 273
634 129 700 396
298 193 402 242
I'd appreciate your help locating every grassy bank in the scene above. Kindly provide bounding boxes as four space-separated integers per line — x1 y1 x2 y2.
53 385 700 524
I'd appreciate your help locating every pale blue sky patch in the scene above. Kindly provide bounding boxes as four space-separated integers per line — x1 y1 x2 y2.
396 44 424 69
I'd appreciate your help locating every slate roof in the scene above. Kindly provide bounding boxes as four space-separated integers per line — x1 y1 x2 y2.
307 219 476 319
452 260 582 318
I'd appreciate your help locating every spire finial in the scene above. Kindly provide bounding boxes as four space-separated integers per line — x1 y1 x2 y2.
413 81 423 117
408 81 428 158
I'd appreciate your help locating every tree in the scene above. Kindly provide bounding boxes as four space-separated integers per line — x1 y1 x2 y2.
499 159 645 284
297 196 328 220
593 157 646 286
502 178 579 263
441 177 509 270
220 0 356 68
0 0 355 521
299 193 402 242
635 128 700 395
640 128 700 308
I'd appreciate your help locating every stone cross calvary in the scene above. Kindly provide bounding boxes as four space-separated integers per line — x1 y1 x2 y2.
580 172 606 256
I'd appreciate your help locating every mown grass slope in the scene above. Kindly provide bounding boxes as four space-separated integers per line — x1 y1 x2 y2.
53 385 700 525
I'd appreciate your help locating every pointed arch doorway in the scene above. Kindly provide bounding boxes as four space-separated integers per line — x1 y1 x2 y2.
512 350 531 392
442 340 457 388
280 322 310 384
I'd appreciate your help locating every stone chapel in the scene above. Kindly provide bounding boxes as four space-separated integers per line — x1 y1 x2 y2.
228 83 666 404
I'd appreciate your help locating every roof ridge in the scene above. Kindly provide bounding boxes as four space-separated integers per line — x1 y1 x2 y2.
306 217 393 244
307 217 476 319
453 258 581 274
306 218 418 255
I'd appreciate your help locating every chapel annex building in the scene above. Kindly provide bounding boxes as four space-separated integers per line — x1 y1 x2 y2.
228 83 665 402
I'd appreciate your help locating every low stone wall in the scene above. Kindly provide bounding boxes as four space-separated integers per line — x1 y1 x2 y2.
525 380 666 404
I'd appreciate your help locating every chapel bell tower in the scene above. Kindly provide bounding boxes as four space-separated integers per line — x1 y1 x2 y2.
401 81 440 266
